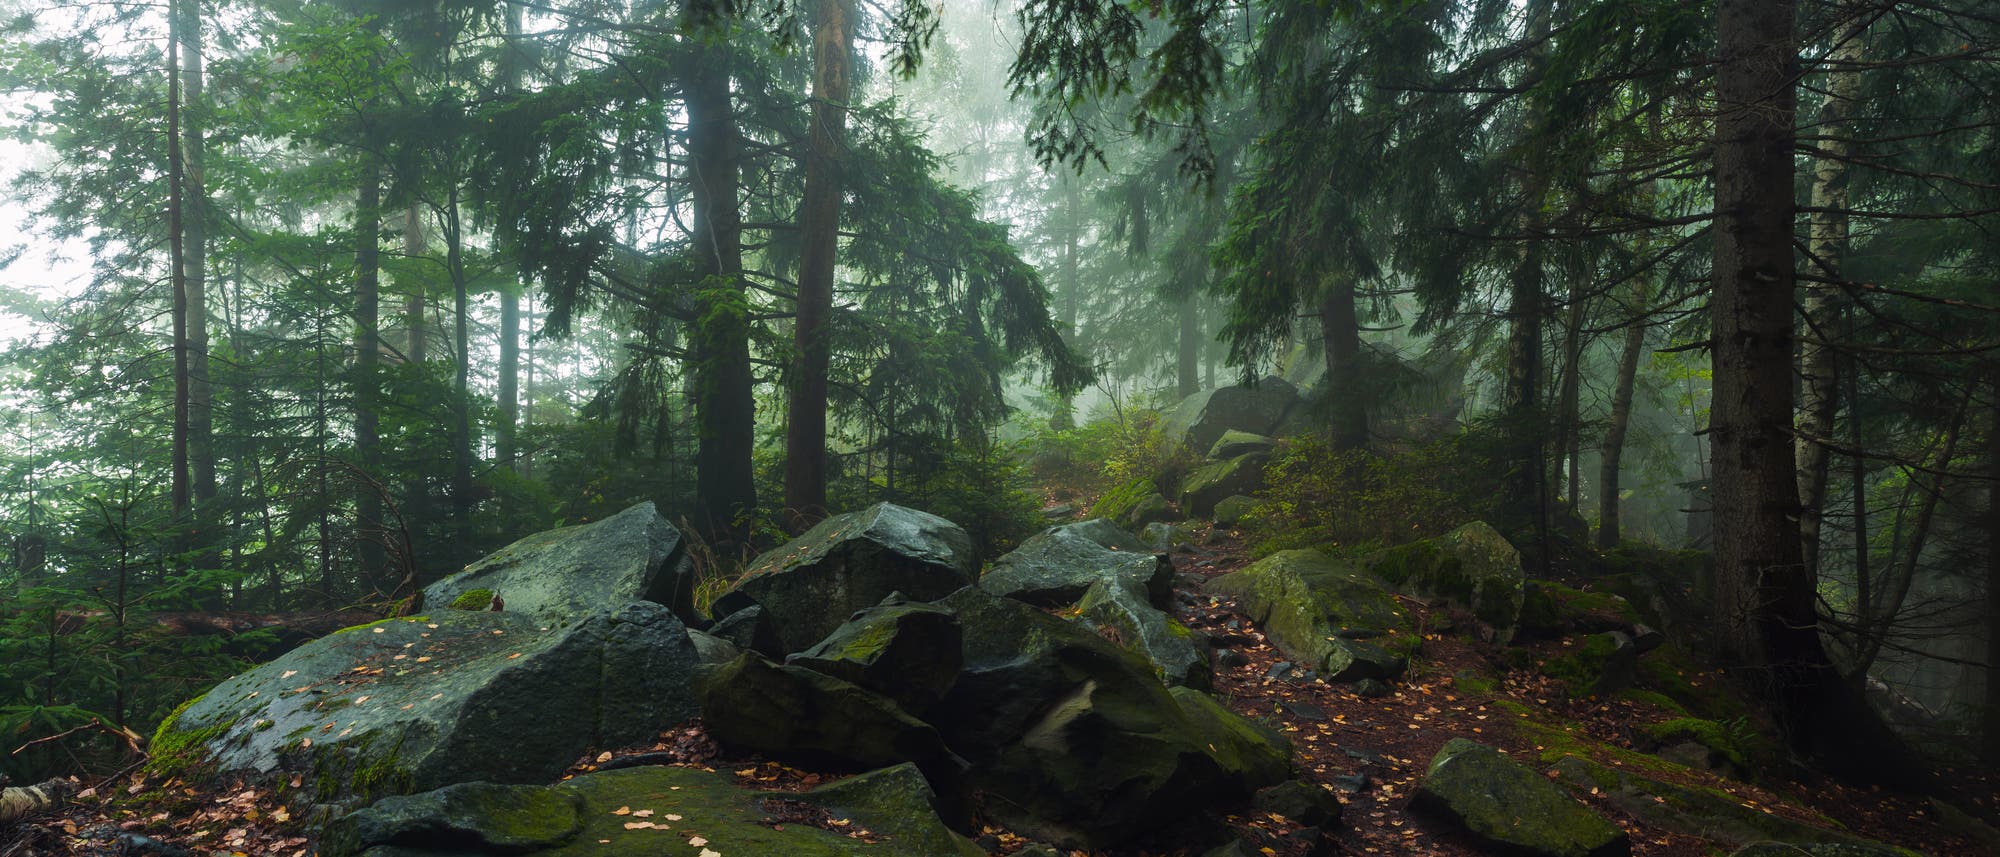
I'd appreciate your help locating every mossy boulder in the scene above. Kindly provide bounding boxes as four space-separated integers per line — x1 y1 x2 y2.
1212 494 1259 527
1519 580 1645 639
329 782 584 855
980 520 1173 608
1163 376 1301 454
722 503 975 655
1126 492 1177 529
1727 844 1923 857
1253 780 1344 830
1181 453 1269 519
1089 478 1156 524
1412 739 1629 857
1139 521 1196 551
1639 717 1754 773
695 653 960 780
930 587 1292 849
1077 579 1211 690
1206 549 1412 680
340 764 981 857
1208 430 1276 460
1548 756 1919 856
422 502 696 626
786 596 962 716
154 602 699 804
1541 631 1639 698
1365 521 1524 639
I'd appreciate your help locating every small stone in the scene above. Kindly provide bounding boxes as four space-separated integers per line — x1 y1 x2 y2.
1216 649 1251 669
1266 661 1296 680
1354 678 1391 698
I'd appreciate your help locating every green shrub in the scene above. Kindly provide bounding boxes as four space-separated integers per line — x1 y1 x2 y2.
1241 433 1498 557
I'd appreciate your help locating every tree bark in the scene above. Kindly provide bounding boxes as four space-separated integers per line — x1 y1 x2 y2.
1177 292 1200 398
354 161 387 596
0 780 71 825
1555 276 1588 513
1985 369 2000 764
405 205 428 363
783 0 854 530
1319 279 1367 452
1797 18 1864 577
685 36 756 554
179 0 216 533
1050 176 1081 430
1597 280 1648 548
447 188 474 571
166 7 190 530
1711 0 1873 766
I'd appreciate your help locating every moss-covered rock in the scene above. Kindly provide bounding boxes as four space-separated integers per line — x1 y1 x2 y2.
341 764 979 857
1548 756 1918 856
1206 549 1412 680
695 653 959 779
1126 492 1177 529
1208 430 1276 460
1162 377 1301 454
422 502 696 626
331 781 583 855
155 602 699 805
1365 521 1524 638
931 587 1291 849
1253 780 1344 830
1089 478 1156 524
980 519 1173 608
1541 631 1638 698
1181 453 1269 519
787 596 962 716
1519 581 1644 639
1726 845 1921 857
1212 495 1259 527
1077 579 1210 690
1640 717 1754 772
1412 739 1629 857
724 503 976 654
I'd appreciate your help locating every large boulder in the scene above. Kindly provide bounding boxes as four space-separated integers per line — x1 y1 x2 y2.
979 520 1173 608
332 764 982 857
1207 550 1412 681
1412 739 1629 857
695 653 960 780
787 596 963 716
421 502 696 626
1365 521 1525 639
153 603 699 804
721 503 975 654
930 587 1292 849
1548 756 1920 855
1077 579 1211 690
1181 453 1269 519
1208 430 1277 460
1163 377 1301 454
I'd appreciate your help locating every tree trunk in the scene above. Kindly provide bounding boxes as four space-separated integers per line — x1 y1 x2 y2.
166 9 190 531
783 0 853 530
1555 276 1588 513
685 37 756 555
1503 240 1547 544
496 3 525 472
354 161 388 595
179 0 216 536
405 205 427 363
1711 0 1887 770
1319 279 1367 452
1985 369 2000 764
447 188 474 571
1597 280 1648 548
1177 293 1199 398
1050 176 1080 430
1796 20 1863 578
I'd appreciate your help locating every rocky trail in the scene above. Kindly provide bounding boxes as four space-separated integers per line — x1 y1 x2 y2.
4 492 1999 857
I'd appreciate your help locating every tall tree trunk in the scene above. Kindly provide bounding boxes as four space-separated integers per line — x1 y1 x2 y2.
1554 275 1588 513
353 161 387 597
1177 293 1200 398
1710 0 1893 772
179 0 216 536
166 8 190 532
447 188 474 572
1985 369 2000 764
783 0 853 530
1597 279 1648 548
1503 239 1548 545
1319 279 1367 451
496 3 525 473
1050 176 1081 429
685 36 755 555
405 205 428 363
401 204 431 561
1797 19 1864 577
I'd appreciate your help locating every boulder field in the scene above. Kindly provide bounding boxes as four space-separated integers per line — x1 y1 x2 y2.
154 503 1305 855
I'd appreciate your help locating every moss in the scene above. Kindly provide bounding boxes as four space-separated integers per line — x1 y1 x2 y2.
311 731 414 804
1617 689 1689 715
1540 633 1619 688
1643 718 1755 771
1506 706 1695 781
1089 477 1155 523
1452 673 1496 695
1165 618 1196 640
333 616 429 635
147 694 229 779
449 589 496 611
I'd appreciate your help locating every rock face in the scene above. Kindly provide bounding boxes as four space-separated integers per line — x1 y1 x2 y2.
722 503 976 654
1412 739 1629 857
1366 521 1525 639
1077 579 1210 689
930 587 1292 849
1209 430 1277 460
1548 757 1919 855
1207 550 1411 681
1212 495 1259 527
787 596 963 716
696 653 960 779
421 502 696 625
155 602 699 803
332 764 983 857
979 520 1173 608
1181 453 1270 519
1164 377 1301 454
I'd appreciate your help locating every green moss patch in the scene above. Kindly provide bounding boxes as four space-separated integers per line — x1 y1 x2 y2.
448 588 496 610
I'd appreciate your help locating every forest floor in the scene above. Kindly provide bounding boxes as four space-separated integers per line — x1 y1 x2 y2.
6 508 1999 857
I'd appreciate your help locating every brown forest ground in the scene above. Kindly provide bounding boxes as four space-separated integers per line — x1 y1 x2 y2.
6 516 1997 857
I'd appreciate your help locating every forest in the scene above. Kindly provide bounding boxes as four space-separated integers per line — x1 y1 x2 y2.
0 0 1997 854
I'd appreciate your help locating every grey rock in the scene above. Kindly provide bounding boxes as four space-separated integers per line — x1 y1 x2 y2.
422 502 695 627
1077 579 1211 689
1163 377 1301 454
981 521 1173 608
1413 740 1628 857
787 598 962 716
1181 454 1270 519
